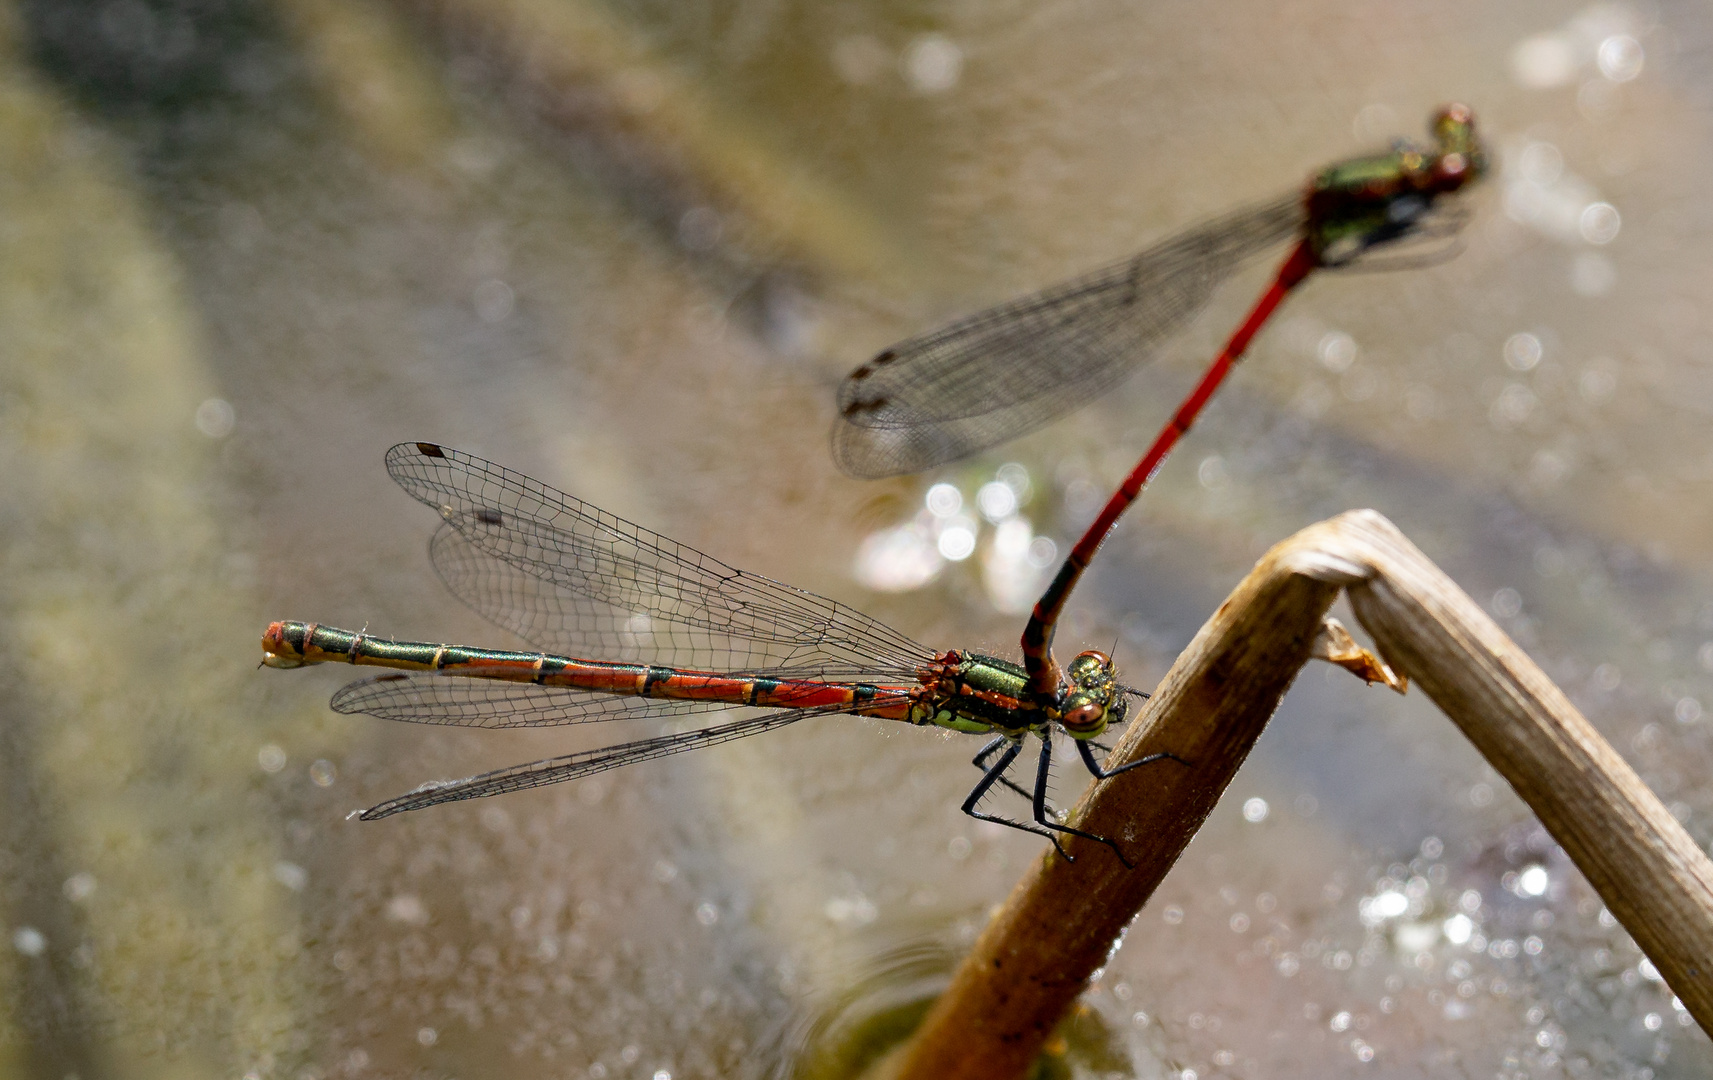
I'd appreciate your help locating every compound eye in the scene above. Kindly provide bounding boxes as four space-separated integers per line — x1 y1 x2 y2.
1061 701 1107 735
1436 102 1473 129
1433 152 1468 185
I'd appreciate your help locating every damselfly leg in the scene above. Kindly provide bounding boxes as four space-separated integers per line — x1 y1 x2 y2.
1075 738 1186 781
972 734 1037 804
1029 735 1134 865
964 727 1178 864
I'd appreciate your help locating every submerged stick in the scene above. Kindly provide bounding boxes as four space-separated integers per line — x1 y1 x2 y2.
890 510 1713 1080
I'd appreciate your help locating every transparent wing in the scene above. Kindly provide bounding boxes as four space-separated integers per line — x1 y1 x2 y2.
357 710 817 819
833 194 1305 477
386 442 935 677
1327 199 1473 273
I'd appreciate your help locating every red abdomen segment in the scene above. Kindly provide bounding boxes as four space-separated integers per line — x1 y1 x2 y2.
1019 240 1317 699
261 621 916 719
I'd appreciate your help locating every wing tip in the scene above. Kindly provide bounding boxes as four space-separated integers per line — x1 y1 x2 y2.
358 777 468 820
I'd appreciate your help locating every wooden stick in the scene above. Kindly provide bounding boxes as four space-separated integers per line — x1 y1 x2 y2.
886 518 1348 1080
888 510 1713 1080
1336 512 1713 1024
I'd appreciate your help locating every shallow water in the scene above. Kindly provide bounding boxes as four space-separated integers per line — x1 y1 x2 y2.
2 0 1711 1076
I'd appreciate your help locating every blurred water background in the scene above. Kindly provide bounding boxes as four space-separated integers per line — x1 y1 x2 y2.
2 0 1712 1076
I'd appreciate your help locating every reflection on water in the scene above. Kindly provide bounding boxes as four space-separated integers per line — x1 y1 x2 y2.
772 941 955 1080
1 0 1711 1076
775 939 1162 1080
854 466 1054 611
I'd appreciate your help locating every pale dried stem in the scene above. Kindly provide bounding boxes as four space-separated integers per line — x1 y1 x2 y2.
889 510 1713 1080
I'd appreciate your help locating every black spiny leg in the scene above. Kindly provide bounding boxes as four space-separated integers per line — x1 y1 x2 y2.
1075 737 1188 780
961 737 1063 848
1031 734 1133 867
973 734 1037 803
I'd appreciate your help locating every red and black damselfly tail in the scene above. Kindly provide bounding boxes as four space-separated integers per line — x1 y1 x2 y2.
1019 240 1317 694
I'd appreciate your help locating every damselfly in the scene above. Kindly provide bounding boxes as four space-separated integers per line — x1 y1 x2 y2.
835 105 1486 701
263 442 1176 861
834 105 1486 480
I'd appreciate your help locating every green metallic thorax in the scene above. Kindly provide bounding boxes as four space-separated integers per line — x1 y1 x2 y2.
1317 152 1419 190
918 651 1125 740
1305 109 1487 266
1306 151 1423 263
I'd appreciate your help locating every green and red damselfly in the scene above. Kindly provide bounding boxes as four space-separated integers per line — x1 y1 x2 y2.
263 442 1173 862
834 105 1486 699
265 109 1478 862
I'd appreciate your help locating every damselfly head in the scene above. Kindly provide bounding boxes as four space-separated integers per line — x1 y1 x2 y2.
1433 103 1476 149
1060 649 1120 736
1430 103 1487 187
